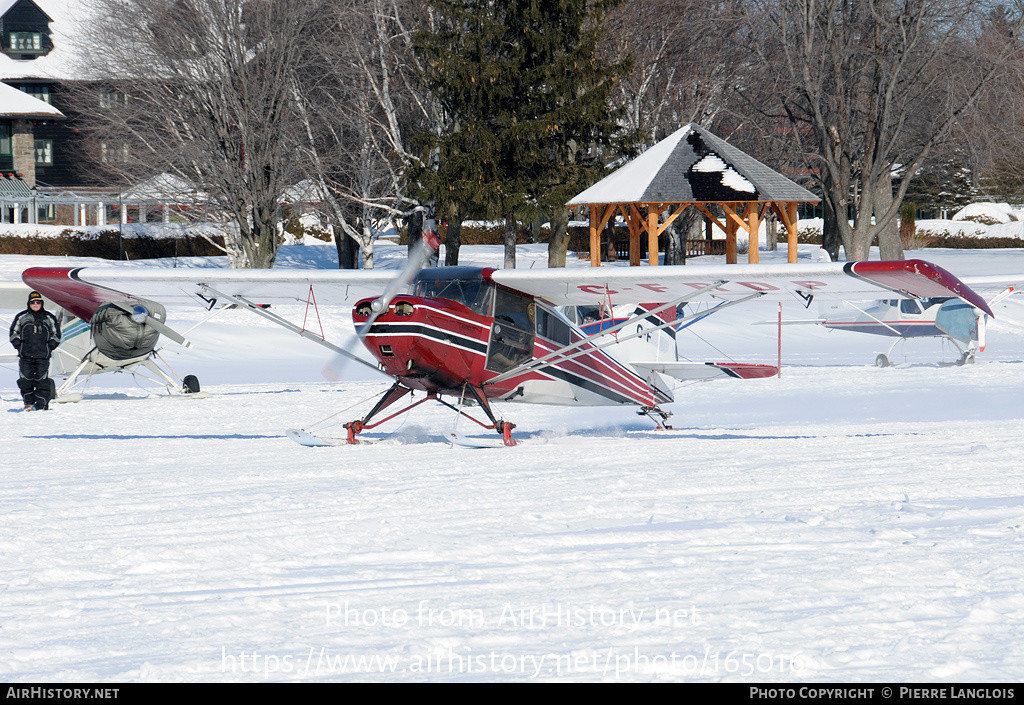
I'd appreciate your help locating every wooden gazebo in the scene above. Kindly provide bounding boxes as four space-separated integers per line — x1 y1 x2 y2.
567 124 819 266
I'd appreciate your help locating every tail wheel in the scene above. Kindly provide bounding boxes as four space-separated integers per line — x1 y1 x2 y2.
182 375 201 394
875 354 890 368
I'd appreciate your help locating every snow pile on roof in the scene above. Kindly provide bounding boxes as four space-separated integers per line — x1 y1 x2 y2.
568 123 816 206
569 127 692 206
121 174 206 202
0 81 63 117
951 202 1019 224
691 154 756 193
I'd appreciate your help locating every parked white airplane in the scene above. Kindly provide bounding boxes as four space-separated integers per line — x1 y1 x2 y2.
784 280 1018 367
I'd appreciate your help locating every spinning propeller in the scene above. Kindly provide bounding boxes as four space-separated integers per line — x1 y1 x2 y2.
321 228 441 382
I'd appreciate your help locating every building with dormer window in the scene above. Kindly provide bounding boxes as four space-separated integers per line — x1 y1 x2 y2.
2 0 52 58
1 0 130 224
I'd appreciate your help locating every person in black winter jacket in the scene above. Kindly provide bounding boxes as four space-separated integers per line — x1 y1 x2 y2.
9 291 61 411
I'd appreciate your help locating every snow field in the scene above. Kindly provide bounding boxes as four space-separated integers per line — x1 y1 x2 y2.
2 365 1023 681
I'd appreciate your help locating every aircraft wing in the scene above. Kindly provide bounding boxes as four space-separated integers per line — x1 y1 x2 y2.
21 267 398 320
22 259 994 319
958 275 1024 305
0 281 60 311
491 260 994 316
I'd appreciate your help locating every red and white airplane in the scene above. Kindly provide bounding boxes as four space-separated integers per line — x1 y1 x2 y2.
18 256 995 446
0 280 206 403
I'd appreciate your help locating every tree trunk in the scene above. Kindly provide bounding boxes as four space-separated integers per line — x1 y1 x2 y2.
664 217 682 266
504 213 517 269
822 183 842 262
874 172 904 261
528 213 543 244
357 220 375 269
445 212 462 266
406 208 423 256
335 222 358 268
546 207 571 267
240 216 279 269
665 206 698 265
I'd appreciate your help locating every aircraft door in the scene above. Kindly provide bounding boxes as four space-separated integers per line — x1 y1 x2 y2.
485 288 536 373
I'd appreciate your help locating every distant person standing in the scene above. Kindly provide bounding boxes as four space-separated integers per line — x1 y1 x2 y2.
9 292 61 411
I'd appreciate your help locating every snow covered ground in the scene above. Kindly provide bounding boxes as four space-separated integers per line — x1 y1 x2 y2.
1 244 1023 682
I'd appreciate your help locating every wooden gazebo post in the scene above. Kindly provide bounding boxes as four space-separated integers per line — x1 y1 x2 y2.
583 198 810 266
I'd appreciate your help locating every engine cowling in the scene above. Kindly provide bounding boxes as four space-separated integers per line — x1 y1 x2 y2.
90 301 164 360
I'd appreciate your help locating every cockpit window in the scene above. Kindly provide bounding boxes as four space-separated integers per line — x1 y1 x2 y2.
919 297 951 309
493 287 534 331
899 299 923 315
535 306 571 345
412 269 494 316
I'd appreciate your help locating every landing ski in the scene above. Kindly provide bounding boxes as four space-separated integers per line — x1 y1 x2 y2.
286 429 354 447
446 432 509 449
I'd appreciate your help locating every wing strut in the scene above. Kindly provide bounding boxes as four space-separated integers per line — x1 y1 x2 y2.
486 290 764 387
841 301 904 337
199 285 386 376
485 281 728 387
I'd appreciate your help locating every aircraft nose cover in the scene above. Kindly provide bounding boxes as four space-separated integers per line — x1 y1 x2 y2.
91 303 160 360
934 299 978 344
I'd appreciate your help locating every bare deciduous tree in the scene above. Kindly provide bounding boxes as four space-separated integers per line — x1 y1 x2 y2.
295 0 437 268
606 0 745 143
76 0 326 268
742 0 1024 261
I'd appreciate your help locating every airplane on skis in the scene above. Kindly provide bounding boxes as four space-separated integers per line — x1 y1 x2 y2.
0 280 207 403
17 253 997 446
780 279 1018 368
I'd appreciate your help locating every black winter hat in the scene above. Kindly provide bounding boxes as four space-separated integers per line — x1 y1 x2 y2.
27 292 43 305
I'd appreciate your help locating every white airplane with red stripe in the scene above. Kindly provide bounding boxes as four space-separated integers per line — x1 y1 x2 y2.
793 278 1019 367
19 256 996 446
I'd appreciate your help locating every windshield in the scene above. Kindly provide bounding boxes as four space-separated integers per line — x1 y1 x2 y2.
412 268 494 316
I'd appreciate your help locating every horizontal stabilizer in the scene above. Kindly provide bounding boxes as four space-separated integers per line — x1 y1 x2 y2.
633 361 778 381
755 318 826 326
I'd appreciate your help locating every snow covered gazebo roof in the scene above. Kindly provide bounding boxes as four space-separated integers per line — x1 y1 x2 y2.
121 173 206 203
568 124 819 266
570 124 815 205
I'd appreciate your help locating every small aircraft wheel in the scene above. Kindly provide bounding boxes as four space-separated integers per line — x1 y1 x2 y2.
182 375 201 394
875 354 890 368
960 351 976 366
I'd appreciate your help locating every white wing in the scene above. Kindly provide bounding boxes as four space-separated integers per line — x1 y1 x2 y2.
22 258 995 317
492 260 994 315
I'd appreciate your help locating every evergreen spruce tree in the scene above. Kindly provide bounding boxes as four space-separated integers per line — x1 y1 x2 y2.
412 0 633 268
